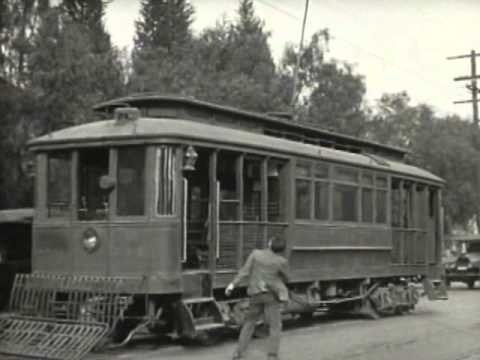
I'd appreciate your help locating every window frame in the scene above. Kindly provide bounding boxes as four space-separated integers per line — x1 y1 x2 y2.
332 165 359 223
295 160 332 222
45 150 72 219
113 146 148 220
154 144 178 218
75 147 112 222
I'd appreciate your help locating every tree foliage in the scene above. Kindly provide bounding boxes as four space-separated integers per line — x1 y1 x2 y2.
279 31 367 135
129 0 195 93
0 1 125 208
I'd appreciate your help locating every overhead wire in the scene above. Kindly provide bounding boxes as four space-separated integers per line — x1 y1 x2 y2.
254 0 458 107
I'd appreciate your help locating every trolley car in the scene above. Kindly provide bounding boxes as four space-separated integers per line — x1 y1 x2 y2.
0 94 447 360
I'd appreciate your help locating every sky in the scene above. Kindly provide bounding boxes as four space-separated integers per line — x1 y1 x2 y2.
104 0 480 120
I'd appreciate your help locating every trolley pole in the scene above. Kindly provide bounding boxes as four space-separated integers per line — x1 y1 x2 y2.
291 0 310 108
447 50 480 126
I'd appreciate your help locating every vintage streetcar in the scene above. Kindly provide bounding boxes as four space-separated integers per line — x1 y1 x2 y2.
0 94 447 360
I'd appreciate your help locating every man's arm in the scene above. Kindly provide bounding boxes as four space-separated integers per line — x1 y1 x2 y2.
231 250 255 287
279 258 290 284
225 250 256 296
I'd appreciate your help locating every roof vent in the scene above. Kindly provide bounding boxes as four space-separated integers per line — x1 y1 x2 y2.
114 107 140 122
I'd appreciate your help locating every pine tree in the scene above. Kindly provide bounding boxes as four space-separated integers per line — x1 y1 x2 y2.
230 0 275 90
133 0 194 53
28 6 124 131
129 0 195 93
60 0 111 53
0 0 49 85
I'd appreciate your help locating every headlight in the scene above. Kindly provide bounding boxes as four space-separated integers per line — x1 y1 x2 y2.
82 228 100 253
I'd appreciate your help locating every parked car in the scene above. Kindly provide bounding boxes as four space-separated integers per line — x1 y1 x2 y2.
445 235 480 289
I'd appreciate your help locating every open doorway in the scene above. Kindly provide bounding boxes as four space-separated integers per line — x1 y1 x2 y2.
183 148 211 270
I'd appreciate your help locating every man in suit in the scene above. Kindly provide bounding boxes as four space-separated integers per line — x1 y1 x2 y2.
225 236 289 360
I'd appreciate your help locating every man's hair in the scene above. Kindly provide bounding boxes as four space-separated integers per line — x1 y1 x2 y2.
269 236 286 253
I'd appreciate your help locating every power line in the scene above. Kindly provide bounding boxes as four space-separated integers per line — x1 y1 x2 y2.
254 0 455 102
256 0 300 21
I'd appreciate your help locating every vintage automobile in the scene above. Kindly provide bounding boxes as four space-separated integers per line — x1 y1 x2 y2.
445 235 480 288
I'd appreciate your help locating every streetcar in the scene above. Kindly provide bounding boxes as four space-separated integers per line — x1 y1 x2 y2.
0 94 447 360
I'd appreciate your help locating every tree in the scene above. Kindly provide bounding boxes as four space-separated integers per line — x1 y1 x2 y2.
191 0 287 112
0 0 48 208
410 116 480 231
367 92 433 148
129 0 195 93
0 78 35 208
280 31 367 135
129 0 286 113
0 0 49 86
133 0 194 54
369 91 480 231
28 7 124 132
59 0 125 99
60 0 111 53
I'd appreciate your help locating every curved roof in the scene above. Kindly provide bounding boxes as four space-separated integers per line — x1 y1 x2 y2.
29 117 443 184
94 94 408 158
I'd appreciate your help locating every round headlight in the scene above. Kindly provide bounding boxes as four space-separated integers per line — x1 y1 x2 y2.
82 228 100 253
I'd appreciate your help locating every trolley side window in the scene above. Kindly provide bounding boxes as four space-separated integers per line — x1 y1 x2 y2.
333 166 359 222
375 176 388 224
78 148 109 220
117 147 146 216
156 146 176 215
295 179 311 219
47 151 71 218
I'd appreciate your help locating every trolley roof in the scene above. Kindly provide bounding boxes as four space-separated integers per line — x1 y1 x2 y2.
93 94 408 160
29 117 443 184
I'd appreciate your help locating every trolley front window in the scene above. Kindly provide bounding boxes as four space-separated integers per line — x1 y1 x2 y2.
47 151 71 218
117 147 145 216
78 148 109 220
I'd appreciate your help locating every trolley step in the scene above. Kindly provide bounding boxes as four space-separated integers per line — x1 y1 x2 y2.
176 297 225 338
423 278 448 300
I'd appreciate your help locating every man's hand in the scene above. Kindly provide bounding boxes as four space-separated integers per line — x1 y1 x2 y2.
225 283 235 296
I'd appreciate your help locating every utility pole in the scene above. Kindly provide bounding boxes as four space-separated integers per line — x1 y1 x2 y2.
447 50 480 126
291 0 309 108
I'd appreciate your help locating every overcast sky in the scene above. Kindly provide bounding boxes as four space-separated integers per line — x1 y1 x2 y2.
105 0 480 119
